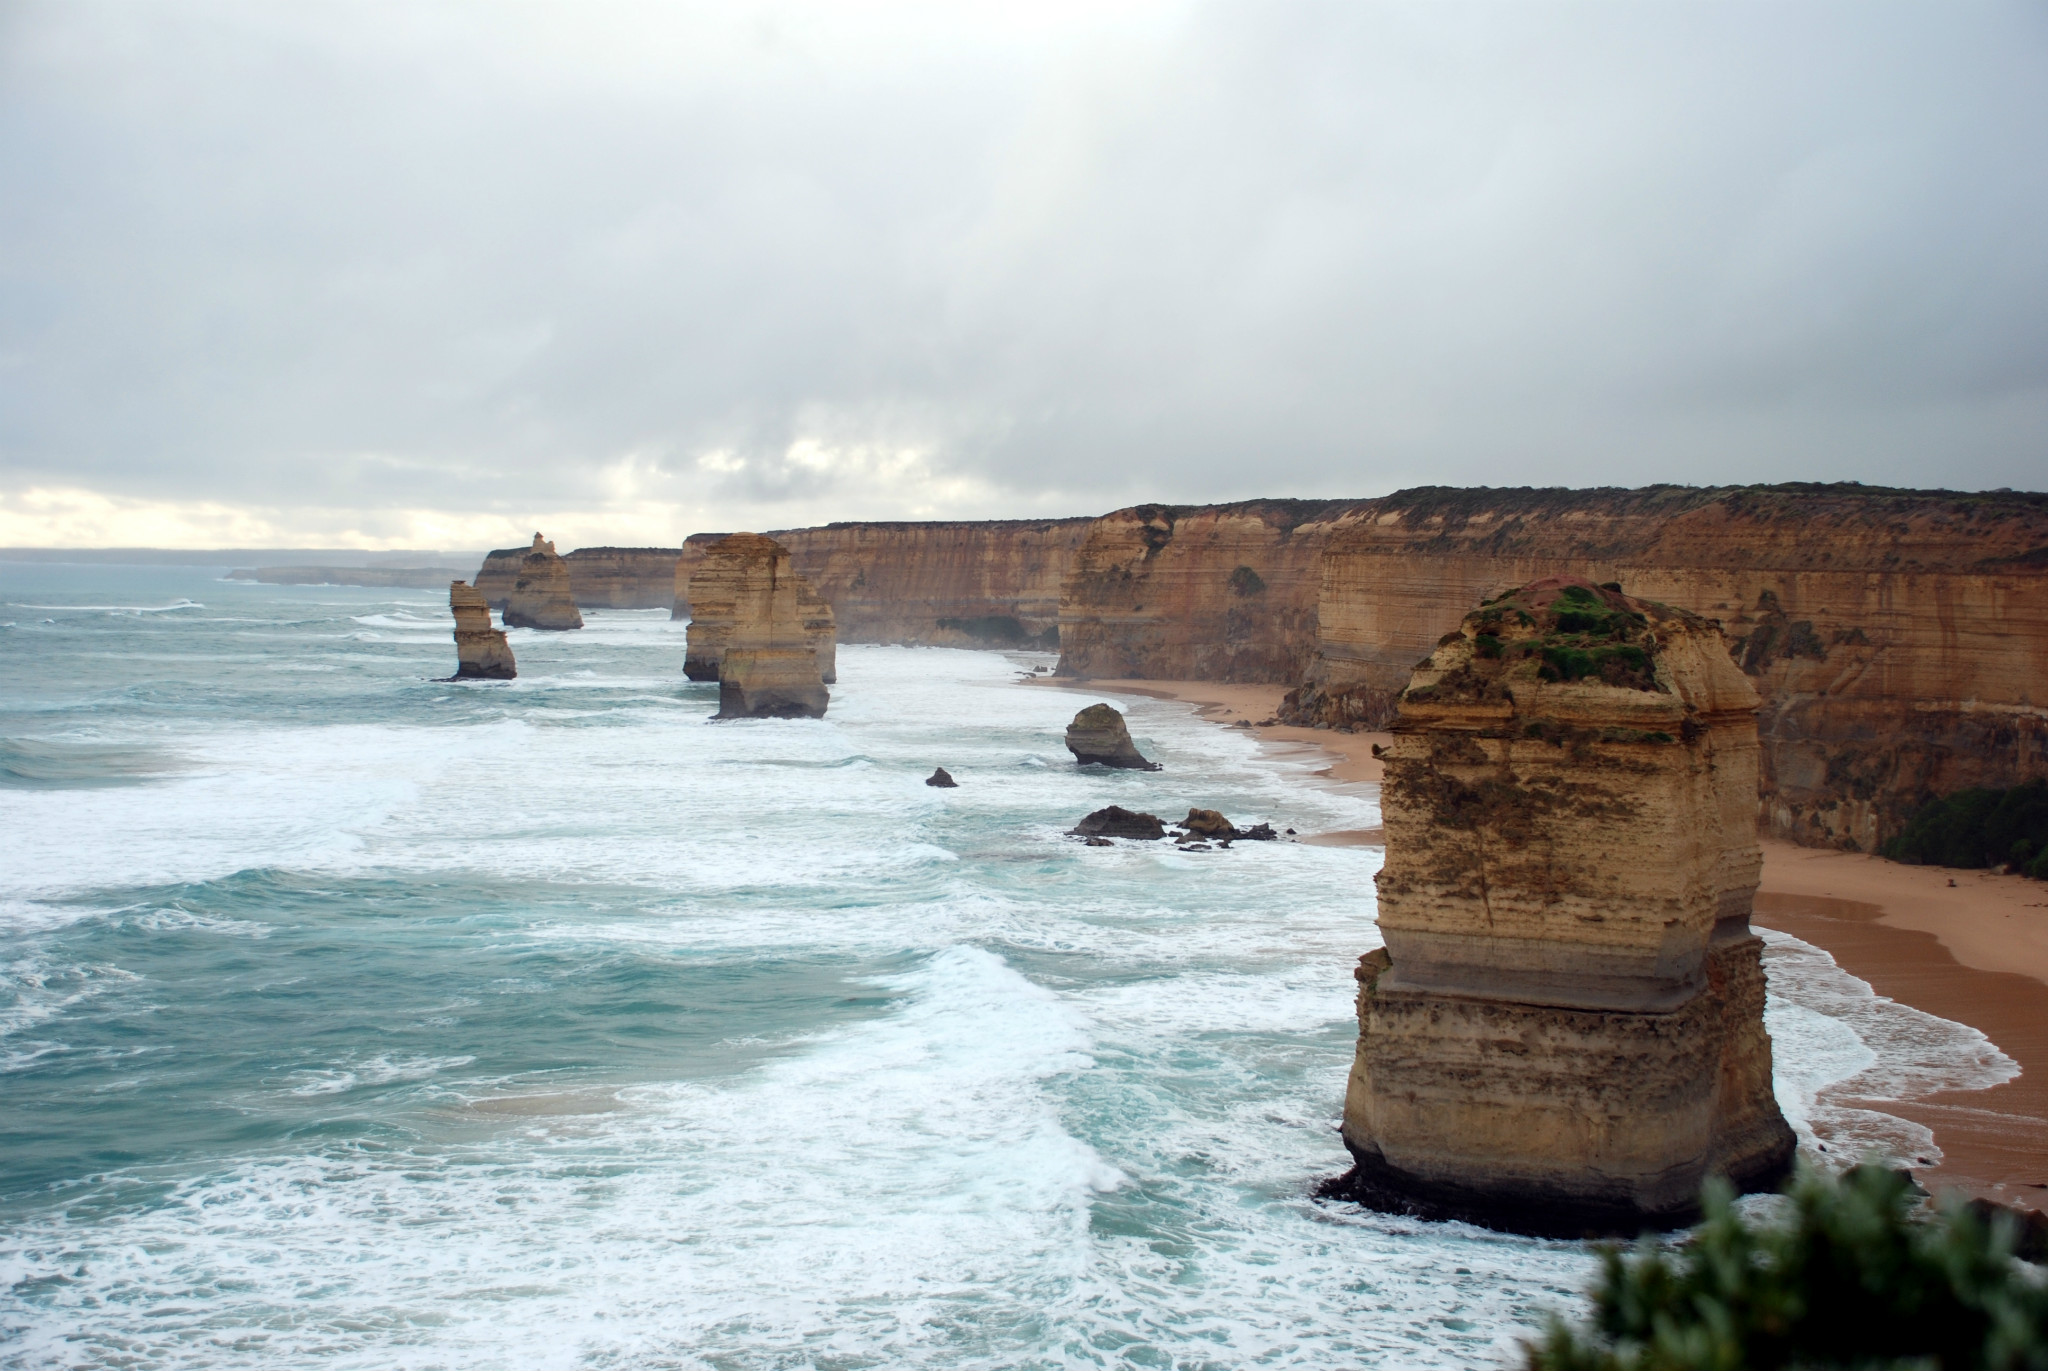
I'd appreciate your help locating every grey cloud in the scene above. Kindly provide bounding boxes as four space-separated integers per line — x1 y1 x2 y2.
2 0 2044 538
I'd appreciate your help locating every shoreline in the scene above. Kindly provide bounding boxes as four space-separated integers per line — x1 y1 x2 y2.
1032 674 2048 1208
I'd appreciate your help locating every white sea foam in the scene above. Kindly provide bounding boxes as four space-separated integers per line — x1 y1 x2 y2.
1761 929 2017 1167
0 612 2022 1370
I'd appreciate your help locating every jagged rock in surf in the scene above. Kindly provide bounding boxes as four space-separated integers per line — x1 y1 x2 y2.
1064 704 1159 770
1179 808 1236 839
1323 577 1794 1237
1068 805 1166 840
502 535 583 631
925 767 958 788
448 580 516 680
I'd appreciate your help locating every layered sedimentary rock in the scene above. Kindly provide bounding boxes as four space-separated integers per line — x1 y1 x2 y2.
561 547 683 608
682 534 835 685
670 532 740 621
1056 500 1377 681
497 535 584 631
770 519 1094 648
1287 485 2048 850
479 545 684 611
448 581 516 680
1064 703 1160 769
1332 577 1794 1235
685 534 831 718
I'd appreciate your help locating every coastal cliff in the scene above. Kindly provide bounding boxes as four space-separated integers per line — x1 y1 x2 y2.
478 545 680 610
1332 577 1793 1234
769 519 1094 648
1055 500 1376 682
1286 485 2048 850
562 548 681 609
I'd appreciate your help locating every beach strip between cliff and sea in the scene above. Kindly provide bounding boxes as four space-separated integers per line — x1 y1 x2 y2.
1032 675 2048 1213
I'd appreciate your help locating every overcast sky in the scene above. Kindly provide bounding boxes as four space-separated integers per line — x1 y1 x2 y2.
2 0 2044 549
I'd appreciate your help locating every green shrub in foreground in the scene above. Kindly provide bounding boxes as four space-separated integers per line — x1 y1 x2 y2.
1526 1167 2048 1371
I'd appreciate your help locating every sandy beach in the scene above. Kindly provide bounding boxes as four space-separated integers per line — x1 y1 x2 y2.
1036 674 2048 1209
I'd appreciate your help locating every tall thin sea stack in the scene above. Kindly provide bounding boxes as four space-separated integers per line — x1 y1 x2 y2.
448 580 516 679
502 534 584 631
1330 576 1794 1235
685 533 832 719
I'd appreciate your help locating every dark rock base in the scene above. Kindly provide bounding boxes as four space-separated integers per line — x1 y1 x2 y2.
1315 1136 1795 1240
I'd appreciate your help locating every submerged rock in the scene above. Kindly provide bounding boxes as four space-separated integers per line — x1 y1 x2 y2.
448 580 516 680
1325 576 1795 1237
1064 704 1160 770
502 534 584 631
1068 805 1166 840
926 767 957 788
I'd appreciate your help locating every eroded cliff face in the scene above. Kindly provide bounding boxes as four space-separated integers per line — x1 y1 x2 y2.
560 548 681 609
1334 577 1793 1235
448 581 515 680
1056 500 1376 682
768 519 1093 648
1288 486 2048 850
684 534 833 715
670 533 736 621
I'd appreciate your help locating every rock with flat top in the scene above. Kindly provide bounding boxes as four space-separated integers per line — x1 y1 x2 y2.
1064 704 1160 770
1325 576 1794 1237
448 581 516 679
686 534 835 706
502 534 584 631
1068 805 1165 840
690 534 832 719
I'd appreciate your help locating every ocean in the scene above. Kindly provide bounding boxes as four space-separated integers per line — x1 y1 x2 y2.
0 566 2016 1369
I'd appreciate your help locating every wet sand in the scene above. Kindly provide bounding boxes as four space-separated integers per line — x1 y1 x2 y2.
1756 844 2048 1209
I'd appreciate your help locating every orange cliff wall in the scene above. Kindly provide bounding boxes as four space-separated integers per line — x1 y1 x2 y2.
1284 485 2048 850
474 546 681 610
1055 500 1378 683
765 519 1095 648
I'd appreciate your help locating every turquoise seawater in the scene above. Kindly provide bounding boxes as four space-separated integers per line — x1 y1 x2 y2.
0 566 2015 1369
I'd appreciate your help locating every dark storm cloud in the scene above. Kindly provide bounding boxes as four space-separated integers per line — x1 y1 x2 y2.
1 0 2044 542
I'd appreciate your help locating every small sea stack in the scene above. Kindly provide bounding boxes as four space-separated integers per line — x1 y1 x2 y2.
502 534 584 631
1064 704 1160 770
1327 576 1794 1236
448 581 516 680
925 767 957 788
687 534 832 719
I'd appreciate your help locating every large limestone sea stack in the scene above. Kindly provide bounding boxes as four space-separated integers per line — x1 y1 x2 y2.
685 533 834 719
683 534 836 686
1331 576 1794 1235
502 534 584 631
448 581 516 679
